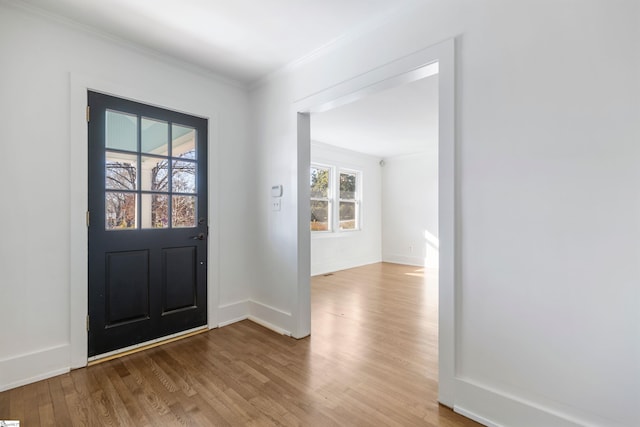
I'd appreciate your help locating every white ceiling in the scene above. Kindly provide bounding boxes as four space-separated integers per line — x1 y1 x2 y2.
311 75 439 159
18 0 436 157
19 0 421 85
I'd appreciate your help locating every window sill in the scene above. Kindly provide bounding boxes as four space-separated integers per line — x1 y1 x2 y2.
311 230 361 239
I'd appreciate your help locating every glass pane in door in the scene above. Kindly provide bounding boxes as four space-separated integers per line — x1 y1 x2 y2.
105 192 137 230
106 152 137 190
142 117 169 155
172 195 196 228
106 110 137 151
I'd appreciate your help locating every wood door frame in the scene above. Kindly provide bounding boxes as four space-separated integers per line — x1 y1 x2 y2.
293 39 457 406
69 73 220 368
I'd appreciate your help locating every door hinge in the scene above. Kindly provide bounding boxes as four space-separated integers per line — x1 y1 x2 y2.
86 211 90 227
86 315 90 332
86 105 90 122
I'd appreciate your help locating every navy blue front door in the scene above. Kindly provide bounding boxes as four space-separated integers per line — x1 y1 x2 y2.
88 91 208 356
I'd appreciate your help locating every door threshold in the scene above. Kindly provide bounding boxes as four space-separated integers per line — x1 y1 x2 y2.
88 326 208 366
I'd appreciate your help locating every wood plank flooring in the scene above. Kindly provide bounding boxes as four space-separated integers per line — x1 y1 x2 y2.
0 263 480 426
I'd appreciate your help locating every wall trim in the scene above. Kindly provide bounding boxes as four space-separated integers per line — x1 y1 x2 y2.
381 254 425 267
247 316 291 337
0 344 69 392
454 378 627 427
217 300 250 327
453 406 501 427
249 301 293 336
311 258 382 277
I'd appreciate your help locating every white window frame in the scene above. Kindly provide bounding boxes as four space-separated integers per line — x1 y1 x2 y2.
337 168 361 232
310 164 361 233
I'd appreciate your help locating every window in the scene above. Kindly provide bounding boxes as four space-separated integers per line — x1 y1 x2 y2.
339 171 358 230
310 164 360 232
104 109 199 230
310 165 331 231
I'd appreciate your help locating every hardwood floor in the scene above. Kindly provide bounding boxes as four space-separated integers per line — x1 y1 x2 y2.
0 263 480 426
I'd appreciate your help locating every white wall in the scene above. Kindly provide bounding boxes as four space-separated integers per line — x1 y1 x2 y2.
382 152 438 268
250 1 640 426
310 142 382 276
0 2 253 390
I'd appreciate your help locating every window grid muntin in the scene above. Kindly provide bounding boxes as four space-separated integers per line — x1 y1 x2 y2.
104 109 198 231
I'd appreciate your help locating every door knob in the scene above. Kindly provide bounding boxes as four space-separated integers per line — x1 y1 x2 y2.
190 233 205 240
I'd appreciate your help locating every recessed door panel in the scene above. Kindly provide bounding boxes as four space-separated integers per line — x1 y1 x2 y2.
163 246 197 313
105 250 150 326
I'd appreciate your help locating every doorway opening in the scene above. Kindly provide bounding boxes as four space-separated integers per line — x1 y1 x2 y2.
295 39 456 406
308 73 439 276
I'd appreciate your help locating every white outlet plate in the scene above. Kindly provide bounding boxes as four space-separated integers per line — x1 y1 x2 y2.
272 198 281 211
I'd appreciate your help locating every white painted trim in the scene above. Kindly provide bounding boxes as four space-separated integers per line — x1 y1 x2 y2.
249 301 293 337
294 39 456 406
217 300 250 327
0 344 70 392
69 72 220 369
381 254 426 267
87 326 208 362
453 378 624 427
453 406 500 427
311 258 382 277
247 316 292 337
217 316 249 328
217 300 293 335
294 113 312 339
296 61 439 114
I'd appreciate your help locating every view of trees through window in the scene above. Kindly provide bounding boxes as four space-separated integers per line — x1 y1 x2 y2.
339 172 357 230
310 166 330 231
105 157 196 229
104 112 198 230
310 165 360 232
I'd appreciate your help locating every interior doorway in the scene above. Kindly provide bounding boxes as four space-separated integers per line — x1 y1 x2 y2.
295 39 456 406
308 74 439 277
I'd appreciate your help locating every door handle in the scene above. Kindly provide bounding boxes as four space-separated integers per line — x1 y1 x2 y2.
190 233 205 240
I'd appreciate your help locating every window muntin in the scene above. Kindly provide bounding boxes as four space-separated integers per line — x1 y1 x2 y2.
104 108 199 231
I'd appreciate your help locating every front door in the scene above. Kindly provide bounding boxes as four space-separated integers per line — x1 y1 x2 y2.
88 91 208 357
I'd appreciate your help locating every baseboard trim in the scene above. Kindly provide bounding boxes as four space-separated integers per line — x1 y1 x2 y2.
247 315 290 336
311 258 381 277
381 253 425 267
218 300 250 327
455 378 629 427
248 301 292 336
0 344 70 392
1 300 293 392
454 406 500 427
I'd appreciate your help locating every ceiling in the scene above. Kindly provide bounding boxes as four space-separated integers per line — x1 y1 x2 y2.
19 0 421 85
311 75 439 159
17 0 437 157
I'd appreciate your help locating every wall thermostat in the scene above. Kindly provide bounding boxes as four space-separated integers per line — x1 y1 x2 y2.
271 185 283 197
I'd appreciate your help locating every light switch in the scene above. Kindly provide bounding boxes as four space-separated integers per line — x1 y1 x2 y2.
271 185 283 197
